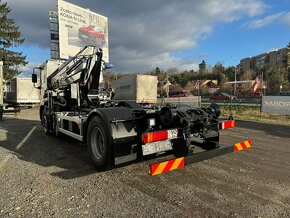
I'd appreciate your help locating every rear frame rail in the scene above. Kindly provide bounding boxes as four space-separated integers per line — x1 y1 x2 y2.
149 139 253 176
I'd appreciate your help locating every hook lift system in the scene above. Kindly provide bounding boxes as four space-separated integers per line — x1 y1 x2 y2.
32 46 252 175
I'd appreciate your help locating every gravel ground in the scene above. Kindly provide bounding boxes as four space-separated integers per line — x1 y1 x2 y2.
0 107 289 217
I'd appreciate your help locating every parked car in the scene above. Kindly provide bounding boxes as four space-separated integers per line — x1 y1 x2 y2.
210 92 237 101
78 25 106 47
241 92 263 98
279 91 290 96
169 89 194 98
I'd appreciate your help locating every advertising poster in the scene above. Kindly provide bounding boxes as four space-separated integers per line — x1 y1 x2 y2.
58 0 109 61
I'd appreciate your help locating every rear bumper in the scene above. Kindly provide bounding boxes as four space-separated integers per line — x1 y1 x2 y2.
149 139 252 176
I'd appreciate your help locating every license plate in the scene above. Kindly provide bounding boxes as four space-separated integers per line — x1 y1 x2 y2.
142 140 173 156
168 129 178 139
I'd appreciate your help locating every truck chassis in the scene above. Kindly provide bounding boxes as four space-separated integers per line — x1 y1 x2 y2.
33 46 252 174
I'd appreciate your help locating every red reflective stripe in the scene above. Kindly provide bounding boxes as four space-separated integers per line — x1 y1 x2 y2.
234 145 239 152
224 120 234 128
151 163 159 175
240 141 247 149
234 140 253 152
225 121 230 128
177 158 185 168
149 157 185 176
162 159 175 173
220 120 236 129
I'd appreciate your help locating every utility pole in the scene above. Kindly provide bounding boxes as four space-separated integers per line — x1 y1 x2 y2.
197 80 201 107
234 66 237 96
166 73 169 98
261 71 265 96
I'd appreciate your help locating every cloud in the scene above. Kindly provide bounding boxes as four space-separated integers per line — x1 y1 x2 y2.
18 62 39 73
5 0 57 47
5 0 268 72
243 12 290 29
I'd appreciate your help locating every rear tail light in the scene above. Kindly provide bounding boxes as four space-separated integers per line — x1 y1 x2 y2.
142 131 168 143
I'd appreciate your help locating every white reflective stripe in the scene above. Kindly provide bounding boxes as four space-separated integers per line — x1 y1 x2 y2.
221 122 225 129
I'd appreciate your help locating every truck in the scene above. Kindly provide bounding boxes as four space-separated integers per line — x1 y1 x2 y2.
32 45 252 175
5 77 41 108
114 74 157 104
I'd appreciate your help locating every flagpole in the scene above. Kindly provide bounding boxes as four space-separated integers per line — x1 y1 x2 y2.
234 66 237 96
261 71 264 95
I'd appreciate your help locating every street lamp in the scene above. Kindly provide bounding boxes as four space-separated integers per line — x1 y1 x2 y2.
280 85 283 93
263 85 266 96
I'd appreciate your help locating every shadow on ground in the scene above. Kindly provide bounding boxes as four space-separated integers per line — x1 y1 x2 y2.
0 116 161 180
236 120 290 138
0 117 98 180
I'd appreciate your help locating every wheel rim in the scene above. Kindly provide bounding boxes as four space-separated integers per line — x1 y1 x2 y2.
90 127 105 160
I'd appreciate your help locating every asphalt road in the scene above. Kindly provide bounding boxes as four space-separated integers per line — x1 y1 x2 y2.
0 108 289 217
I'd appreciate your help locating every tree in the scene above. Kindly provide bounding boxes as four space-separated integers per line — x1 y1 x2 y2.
267 68 284 94
0 1 27 80
240 69 255 93
224 66 236 81
217 73 228 86
198 60 206 74
212 62 224 74
287 42 290 75
155 67 161 74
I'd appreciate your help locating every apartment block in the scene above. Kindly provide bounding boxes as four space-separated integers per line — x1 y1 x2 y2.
239 47 289 73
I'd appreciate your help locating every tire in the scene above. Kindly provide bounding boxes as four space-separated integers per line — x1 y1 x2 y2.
41 108 51 136
0 106 3 121
87 116 112 170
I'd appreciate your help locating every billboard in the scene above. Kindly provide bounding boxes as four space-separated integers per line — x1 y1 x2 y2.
57 0 109 61
261 96 290 115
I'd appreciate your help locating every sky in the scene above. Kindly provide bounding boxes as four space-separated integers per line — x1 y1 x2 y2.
4 0 290 75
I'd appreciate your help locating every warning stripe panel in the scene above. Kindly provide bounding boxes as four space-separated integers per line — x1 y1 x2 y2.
219 120 236 130
149 140 253 176
234 140 252 152
149 157 185 176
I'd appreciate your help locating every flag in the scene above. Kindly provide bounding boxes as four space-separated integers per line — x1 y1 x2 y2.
163 80 171 89
192 80 200 89
252 74 261 92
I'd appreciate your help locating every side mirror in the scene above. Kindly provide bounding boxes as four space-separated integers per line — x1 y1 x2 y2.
104 62 114 70
32 73 37 83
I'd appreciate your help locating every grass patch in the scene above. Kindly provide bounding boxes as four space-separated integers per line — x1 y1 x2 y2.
219 105 290 126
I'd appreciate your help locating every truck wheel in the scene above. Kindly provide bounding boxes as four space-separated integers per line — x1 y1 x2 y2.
42 108 51 135
87 116 112 170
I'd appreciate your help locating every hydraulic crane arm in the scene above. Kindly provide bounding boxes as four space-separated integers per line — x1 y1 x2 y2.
47 46 103 93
